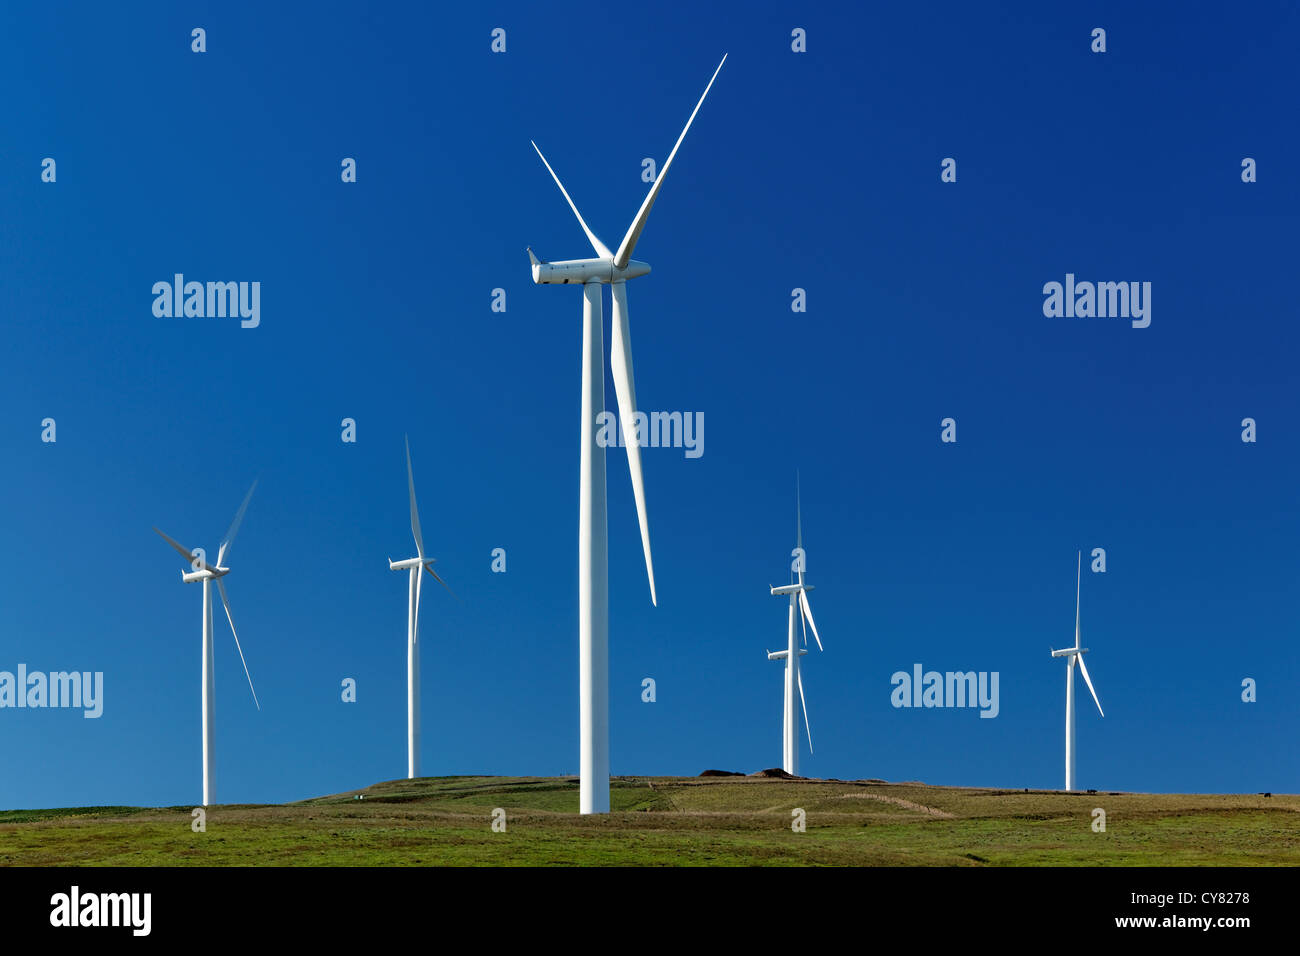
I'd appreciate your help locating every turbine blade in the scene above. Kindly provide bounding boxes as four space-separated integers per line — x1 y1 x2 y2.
799 597 808 648
798 670 813 753
1077 653 1104 717
796 471 803 551
424 562 462 603
154 527 202 568
209 592 216 688
783 675 789 756
610 282 656 606
795 472 804 586
531 141 613 259
1074 550 1082 649
613 54 727 269
217 480 257 567
406 436 424 559
216 578 260 710
799 589 823 651
413 562 423 645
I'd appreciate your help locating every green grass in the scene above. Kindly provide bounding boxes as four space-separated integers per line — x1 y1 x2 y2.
2 776 1296 866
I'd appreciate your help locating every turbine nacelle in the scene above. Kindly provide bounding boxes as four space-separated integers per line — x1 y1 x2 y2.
1051 646 1090 658
770 582 814 597
181 566 229 582
767 648 808 660
527 250 651 286
389 556 435 571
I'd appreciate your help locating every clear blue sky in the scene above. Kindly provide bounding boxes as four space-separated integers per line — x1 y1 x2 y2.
1 1 1297 809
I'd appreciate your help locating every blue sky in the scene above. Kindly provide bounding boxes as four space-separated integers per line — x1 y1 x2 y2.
1 1 1297 809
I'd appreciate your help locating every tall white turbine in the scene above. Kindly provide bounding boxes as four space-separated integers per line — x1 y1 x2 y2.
154 481 261 807
1050 551 1104 791
528 55 727 813
389 436 454 780
766 478 824 776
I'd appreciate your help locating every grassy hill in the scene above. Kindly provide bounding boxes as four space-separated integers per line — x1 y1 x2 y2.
2 775 1297 866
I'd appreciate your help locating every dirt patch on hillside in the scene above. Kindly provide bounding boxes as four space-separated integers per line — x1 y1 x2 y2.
837 792 956 819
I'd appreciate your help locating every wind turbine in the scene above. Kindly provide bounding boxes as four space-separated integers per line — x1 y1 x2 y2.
1050 550 1104 791
527 55 727 813
389 436 453 780
153 481 261 807
766 477 823 776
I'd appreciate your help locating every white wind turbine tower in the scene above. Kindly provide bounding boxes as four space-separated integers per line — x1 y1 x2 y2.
154 481 261 807
389 436 453 780
527 55 727 813
766 478 823 776
1051 550 1104 791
